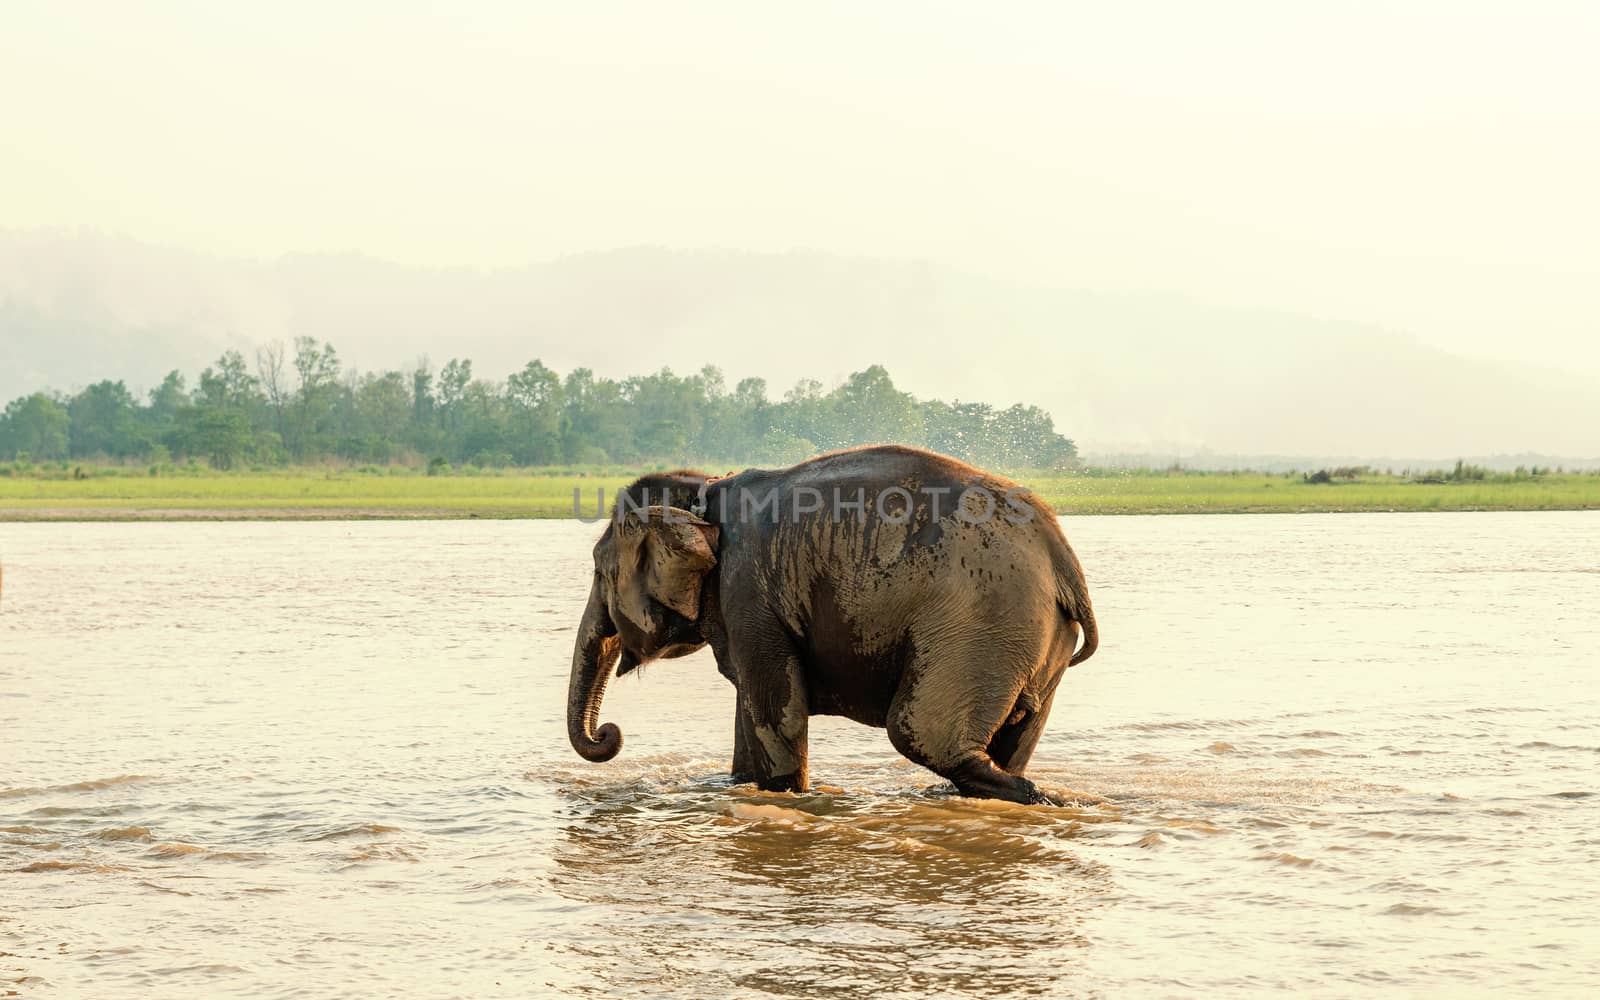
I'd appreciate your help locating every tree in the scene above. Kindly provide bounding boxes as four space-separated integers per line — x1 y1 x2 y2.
195 350 260 409
178 350 272 464
0 393 71 460
438 358 471 428
779 378 827 450
68 380 143 458
506 360 564 465
168 407 252 470
621 368 707 465
456 377 512 465
348 370 414 461
991 404 1077 468
757 428 816 465
702 375 772 461
561 367 628 463
286 338 341 459
256 342 290 445
1 344 1082 471
146 371 189 431
922 400 990 462
828 365 921 448
408 362 440 455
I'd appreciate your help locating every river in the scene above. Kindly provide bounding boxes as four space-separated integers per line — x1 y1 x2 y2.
2 513 1596 996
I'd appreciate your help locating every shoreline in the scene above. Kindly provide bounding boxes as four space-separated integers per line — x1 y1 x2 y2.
5 502 1599 522
5 470 1599 522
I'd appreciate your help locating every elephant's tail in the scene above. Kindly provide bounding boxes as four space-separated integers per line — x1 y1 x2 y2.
1055 547 1098 667
1066 598 1098 667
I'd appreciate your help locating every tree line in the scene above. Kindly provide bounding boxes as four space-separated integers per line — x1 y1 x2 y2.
0 338 1079 471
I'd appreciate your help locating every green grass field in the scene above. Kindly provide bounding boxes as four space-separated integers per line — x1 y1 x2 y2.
3 466 1599 519
1029 472 1600 515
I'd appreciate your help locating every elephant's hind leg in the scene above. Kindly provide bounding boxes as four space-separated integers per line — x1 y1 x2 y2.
986 705 1039 776
886 657 1050 805
987 667 1067 775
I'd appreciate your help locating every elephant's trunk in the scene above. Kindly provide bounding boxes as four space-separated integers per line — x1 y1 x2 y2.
567 581 623 762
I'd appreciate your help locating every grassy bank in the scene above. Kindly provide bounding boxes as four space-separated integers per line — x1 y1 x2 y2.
3 465 1599 520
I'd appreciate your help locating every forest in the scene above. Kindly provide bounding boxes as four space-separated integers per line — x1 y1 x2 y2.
0 337 1079 471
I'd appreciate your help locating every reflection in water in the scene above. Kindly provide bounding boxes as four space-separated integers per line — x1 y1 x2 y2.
2 513 1598 996
548 769 1109 998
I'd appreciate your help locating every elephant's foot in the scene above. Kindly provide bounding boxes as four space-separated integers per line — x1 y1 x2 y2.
944 753 1050 805
890 719 1050 805
755 772 806 794
728 772 807 793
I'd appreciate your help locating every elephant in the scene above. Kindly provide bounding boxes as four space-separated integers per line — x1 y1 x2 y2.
565 444 1098 804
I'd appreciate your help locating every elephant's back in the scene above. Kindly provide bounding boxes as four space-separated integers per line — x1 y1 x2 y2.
797 494 1065 650
725 444 1073 677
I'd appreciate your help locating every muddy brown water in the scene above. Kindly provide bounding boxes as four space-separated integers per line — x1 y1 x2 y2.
2 513 1597 997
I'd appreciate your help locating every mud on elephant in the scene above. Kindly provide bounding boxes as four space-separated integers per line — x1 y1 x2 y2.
565 444 1098 805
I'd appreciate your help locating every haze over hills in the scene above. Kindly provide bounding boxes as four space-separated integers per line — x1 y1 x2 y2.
3 228 1596 464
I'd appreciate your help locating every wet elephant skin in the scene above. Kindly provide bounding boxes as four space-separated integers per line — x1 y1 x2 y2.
564 444 1098 804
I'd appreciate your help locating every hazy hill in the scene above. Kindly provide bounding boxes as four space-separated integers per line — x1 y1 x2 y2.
3 229 1596 459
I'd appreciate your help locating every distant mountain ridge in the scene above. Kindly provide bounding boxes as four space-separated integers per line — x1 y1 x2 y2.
3 228 1597 459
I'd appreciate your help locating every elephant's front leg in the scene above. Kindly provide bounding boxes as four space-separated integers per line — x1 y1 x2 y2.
729 632 810 793
713 645 765 783
731 688 764 783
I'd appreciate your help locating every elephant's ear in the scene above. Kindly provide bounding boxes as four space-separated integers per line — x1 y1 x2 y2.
623 506 719 621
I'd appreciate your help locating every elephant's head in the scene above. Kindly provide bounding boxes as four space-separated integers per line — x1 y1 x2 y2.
566 504 720 762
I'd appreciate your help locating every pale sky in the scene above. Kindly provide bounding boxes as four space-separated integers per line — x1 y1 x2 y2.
4 1 1598 375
